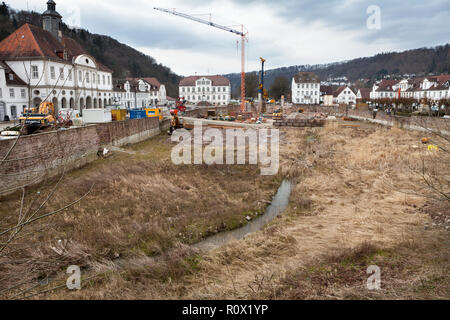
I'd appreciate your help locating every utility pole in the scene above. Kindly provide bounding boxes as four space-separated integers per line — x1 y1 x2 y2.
258 57 266 114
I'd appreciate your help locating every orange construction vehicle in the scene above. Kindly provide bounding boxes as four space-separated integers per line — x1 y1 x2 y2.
19 101 56 134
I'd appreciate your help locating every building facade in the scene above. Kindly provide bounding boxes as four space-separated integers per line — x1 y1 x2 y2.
334 86 356 105
112 78 167 109
0 62 29 120
0 1 114 117
291 72 320 105
370 76 450 102
179 75 231 105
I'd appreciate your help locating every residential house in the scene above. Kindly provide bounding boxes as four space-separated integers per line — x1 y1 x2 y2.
334 86 356 105
0 1 114 116
0 62 28 120
291 72 320 105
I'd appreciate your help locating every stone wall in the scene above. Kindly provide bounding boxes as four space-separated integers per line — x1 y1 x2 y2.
0 117 162 195
298 105 449 135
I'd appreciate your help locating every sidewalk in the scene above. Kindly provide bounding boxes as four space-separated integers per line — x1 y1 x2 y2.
0 121 19 131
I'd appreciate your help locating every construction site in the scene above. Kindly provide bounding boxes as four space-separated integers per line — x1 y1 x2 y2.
0 99 449 300
0 3 448 303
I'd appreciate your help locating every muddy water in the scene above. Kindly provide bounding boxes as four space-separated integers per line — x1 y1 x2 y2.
193 180 293 251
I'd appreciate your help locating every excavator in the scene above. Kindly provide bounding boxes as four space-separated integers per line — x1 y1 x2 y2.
19 101 56 134
168 109 184 135
176 97 187 113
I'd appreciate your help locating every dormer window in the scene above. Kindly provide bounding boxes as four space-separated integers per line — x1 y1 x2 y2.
9 74 13 81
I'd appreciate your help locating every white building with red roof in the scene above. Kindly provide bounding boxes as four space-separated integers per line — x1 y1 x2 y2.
291 72 320 105
179 75 231 105
0 1 114 117
370 76 450 102
0 62 28 120
333 86 356 105
112 77 167 109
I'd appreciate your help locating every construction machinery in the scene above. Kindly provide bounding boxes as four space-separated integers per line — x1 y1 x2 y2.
258 57 267 114
145 107 163 121
154 7 248 113
19 101 56 134
175 97 187 113
273 108 283 120
168 109 184 135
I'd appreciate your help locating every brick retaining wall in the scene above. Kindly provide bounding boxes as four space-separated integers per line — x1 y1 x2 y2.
298 105 449 135
0 117 162 195
0 106 240 195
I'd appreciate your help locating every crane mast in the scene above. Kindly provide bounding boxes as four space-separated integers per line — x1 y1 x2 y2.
154 7 248 112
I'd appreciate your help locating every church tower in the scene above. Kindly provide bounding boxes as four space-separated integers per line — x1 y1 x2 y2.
42 0 62 41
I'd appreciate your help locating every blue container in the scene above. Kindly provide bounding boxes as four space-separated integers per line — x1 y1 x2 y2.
129 110 147 119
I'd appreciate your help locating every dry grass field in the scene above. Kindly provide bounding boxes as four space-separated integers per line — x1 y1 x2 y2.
0 121 448 300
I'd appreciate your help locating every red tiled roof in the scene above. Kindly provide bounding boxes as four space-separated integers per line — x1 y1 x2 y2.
426 74 450 83
333 86 346 97
180 75 230 86
320 85 333 95
333 86 355 97
357 88 371 99
2 64 27 86
293 72 320 83
0 23 112 73
142 77 161 89
126 77 161 90
375 80 399 92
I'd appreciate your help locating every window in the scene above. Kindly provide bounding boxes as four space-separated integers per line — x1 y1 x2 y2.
108 76 111 85
103 75 105 85
9 88 15 98
50 66 55 79
32 66 39 79
86 72 90 83
21 89 26 98
68 69 72 81
10 105 17 118
93 73 96 84
0 88 2 98
98 74 100 83
79 71 83 83
59 68 64 80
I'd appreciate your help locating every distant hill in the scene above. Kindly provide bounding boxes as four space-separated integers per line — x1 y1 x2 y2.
225 45 450 94
0 4 181 97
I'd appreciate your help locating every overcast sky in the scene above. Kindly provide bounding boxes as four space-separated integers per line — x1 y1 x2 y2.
8 0 450 76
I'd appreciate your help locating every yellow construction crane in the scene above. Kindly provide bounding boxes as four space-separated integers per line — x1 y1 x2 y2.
154 7 248 113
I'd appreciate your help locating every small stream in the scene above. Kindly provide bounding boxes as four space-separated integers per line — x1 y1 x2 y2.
193 179 293 251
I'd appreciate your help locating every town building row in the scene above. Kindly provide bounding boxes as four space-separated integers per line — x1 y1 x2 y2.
291 71 450 106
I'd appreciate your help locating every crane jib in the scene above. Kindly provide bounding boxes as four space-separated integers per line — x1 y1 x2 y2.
155 7 247 113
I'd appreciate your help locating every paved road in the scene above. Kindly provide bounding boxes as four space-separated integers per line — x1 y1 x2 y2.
0 121 19 131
